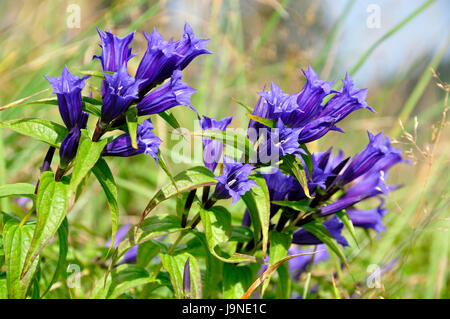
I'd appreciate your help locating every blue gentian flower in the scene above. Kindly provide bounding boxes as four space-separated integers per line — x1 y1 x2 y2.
45 66 90 168
288 244 330 280
101 64 142 124
102 119 162 162
292 216 349 246
247 83 291 143
137 69 196 116
201 115 233 173
94 28 135 72
213 156 257 204
262 168 296 216
135 23 210 96
278 66 334 128
347 200 387 235
318 73 374 123
256 119 304 163
247 66 373 145
335 132 405 186
319 171 390 216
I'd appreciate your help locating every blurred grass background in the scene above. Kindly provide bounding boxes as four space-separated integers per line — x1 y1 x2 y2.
0 0 448 298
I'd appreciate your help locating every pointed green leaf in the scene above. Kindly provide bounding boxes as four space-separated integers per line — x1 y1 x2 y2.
140 166 217 221
69 130 108 194
199 206 257 263
106 264 155 299
0 183 36 200
3 216 39 299
336 210 359 247
22 171 69 279
241 174 270 256
261 231 292 296
193 130 256 161
0 118 67 148
158 111 181 130
301 220 348 267
125 106 138 149
137 214 184 244
245 113 277 128
92 158 119 250
271 199 312 212
222 263 253 298
282 154 313 199
41 218 69 297
232 97 253 113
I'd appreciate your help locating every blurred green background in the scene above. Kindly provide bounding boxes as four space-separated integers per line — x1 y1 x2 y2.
0 0 448 298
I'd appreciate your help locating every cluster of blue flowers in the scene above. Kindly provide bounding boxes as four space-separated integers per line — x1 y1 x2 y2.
197 66 407 278
45 23 209 175
44 23 406 282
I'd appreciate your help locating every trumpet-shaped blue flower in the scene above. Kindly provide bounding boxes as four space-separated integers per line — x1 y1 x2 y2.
45 66 90 168
101 64 142 124
335 132 405 186
201 115 233 172
213 156 257 204
135 23 210 96
320 171 390 216
102 119 162 162
279 66 334 128
247 66 373 146
347 200 387 235
262 168 296 216
94 29 135 72
137 70 196 116
256 119 304 164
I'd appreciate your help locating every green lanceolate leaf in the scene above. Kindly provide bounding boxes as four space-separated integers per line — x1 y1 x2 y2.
69 130 108 194
0 183 36 200
106 264 155 299
158 111 181 130
241 174 271 257
3 215 39 299
245 113 277 128
232 97 253 113
194 130 256 161
157 150 178 191
41 218 69 297
137 214 184 244
301 220 348 267
161 253 202 299
230 225 253 242
92 158 119 250
281 154 313 199
199 206 257 264
82 97 102 117
262 231 292 297
336 210 358 247
222 263 253 298
0 118 67 148
21 171 69 280
75 69 112 79
271 199 312 212
190 231 223 298
140 166 217 222
125 106 138 149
